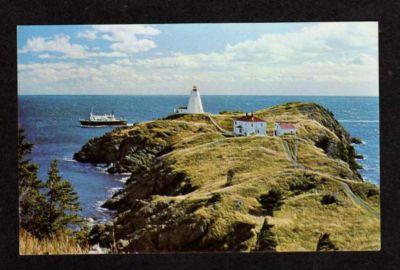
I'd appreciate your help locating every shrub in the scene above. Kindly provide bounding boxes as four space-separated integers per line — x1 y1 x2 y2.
289 173 317 194
315 136 331 153
316 233 338 251
255 218 277 251
207 193 222 205
321 194 339 205
226 169 235 186
258 188 284 216
219 110 244 115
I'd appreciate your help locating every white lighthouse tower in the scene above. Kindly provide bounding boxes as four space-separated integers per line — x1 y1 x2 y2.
187 85 204 113
174 85 204 114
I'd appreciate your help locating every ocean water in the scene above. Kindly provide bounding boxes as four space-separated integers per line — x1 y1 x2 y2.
18 95 379 220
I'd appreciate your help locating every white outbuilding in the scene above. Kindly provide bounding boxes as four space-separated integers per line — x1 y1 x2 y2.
274 122 297 136
174 85 204 114
233 113 267 136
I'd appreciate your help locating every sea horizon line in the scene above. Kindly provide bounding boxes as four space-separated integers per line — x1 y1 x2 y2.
18 94 379 97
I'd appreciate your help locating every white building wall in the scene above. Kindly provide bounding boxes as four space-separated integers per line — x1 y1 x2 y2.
174 108 187 114
234 120 266 136
275 123 296 136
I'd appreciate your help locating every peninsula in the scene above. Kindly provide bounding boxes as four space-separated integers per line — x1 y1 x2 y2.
74 102 380 252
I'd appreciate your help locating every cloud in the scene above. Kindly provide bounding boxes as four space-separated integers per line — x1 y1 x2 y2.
93 25 160 38
225 22 377 62
132 22 378 94
37 53 56 59
20 34 129 59
137 52 234 69
18 62 77 71
351 53 377 65
77 30 97 40
20 34 88 59
18 23 378 95
136 22 378 72
21 25 161 60
114 59 132 65
76 25 161 54
93 25 160 54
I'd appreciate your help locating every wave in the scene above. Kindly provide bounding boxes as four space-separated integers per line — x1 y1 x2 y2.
119 176 130 183
95 163 113 174
107 186 123 195
94 200 116 215
63 156 77 162
84 217 97 227
119 172 132 176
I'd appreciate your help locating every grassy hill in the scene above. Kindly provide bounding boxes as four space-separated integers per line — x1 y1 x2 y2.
74 102 380 252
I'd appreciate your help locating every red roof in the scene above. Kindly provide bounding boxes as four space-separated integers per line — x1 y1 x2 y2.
235 115 265 122
277 122 296 129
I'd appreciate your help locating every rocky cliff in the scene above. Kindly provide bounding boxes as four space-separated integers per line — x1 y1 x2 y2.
74 102 380 252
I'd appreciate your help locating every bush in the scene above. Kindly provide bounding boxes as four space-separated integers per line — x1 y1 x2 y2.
226 169 235 186
321 194 339 205
316 233 338 251
290 173 317 194
219 110 244 115
258 188 284 216
315 136 331 153
207 193 222 205
255 218 277 251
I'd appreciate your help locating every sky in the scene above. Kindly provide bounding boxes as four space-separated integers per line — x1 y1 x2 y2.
17 22 379 96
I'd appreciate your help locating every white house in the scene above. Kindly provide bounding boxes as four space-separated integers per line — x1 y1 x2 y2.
174 106 188 114
174 85 204 114
233 113 266 136
274 122 297 136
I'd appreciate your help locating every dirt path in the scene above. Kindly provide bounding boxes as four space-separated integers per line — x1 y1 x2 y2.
205 114 234 136
281 139 303 168
337 180 380 219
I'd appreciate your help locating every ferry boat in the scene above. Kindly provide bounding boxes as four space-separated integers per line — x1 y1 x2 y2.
80 108 127 127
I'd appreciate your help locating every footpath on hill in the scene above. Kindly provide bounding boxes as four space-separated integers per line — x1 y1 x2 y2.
205 113 234 136
281 137 379 219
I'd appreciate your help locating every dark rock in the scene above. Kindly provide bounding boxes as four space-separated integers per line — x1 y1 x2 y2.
355 154 364 159
351 137 363 144
367 188 379 197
